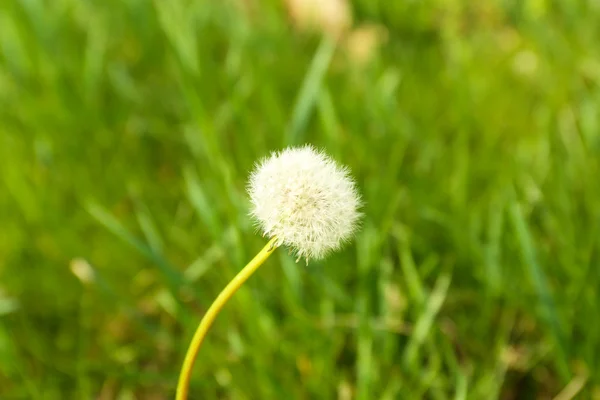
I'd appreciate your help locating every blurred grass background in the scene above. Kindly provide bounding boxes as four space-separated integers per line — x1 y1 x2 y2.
1 0 600 398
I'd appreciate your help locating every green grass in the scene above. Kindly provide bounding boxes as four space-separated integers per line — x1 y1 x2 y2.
1 0 600 398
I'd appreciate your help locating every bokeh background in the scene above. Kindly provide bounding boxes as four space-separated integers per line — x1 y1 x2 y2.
1 0 600 399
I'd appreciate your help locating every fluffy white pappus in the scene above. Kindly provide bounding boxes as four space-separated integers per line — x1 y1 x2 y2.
248 145 362 261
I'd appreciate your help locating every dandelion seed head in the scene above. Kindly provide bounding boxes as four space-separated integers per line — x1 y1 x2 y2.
248 145 362 261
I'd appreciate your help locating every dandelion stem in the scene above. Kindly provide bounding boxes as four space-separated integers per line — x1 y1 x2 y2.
176 236 279 400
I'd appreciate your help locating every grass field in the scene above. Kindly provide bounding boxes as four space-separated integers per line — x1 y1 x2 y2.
1 0 600 399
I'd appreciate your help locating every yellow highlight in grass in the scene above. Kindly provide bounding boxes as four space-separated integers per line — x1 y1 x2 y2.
176 237 279 400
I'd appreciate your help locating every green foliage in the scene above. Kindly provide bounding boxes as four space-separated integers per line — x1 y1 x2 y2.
1 0 599 398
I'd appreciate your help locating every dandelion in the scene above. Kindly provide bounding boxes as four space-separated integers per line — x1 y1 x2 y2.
248 145 361 261
176 145 362 399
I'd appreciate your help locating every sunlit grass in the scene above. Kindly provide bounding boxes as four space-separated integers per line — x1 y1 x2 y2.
1 0 599 398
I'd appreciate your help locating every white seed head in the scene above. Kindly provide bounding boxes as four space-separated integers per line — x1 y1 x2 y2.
248 145 362 261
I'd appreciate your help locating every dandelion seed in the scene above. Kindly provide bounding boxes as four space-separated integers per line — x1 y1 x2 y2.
248 144 362 261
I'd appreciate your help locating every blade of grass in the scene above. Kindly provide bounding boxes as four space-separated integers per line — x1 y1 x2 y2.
484 197 504 293
355 225 381 400
286 36 336 145
153 0 199 76
507 200 570 380
394 228 425 305
0 323 42 400
70 258 160 336
403 271 452 368
134 203 164 255
183 166 223 240
86 202 190 309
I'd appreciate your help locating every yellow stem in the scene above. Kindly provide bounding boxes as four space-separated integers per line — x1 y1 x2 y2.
176 237 279 400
